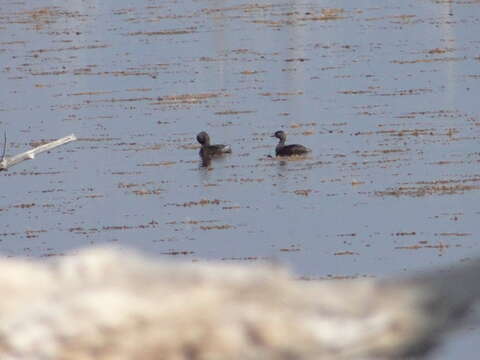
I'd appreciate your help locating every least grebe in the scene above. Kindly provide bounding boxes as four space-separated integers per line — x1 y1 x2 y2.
196 131 232 158
271 130 311 157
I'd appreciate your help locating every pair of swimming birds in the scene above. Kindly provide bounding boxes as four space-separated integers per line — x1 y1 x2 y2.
196 130 311 158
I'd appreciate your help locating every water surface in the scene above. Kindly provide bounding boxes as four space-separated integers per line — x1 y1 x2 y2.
1 0 479 357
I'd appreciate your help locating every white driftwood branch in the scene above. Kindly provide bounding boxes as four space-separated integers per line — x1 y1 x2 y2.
0 134 76 171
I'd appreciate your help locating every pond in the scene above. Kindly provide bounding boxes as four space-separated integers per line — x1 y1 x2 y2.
0 0 479 357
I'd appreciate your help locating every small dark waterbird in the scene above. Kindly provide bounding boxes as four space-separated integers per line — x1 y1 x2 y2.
196 131 232 158
271 130 311 157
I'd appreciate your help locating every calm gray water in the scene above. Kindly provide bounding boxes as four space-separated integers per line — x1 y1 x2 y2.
1 0 479 357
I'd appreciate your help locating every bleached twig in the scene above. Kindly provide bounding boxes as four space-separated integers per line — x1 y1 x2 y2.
1 131 6 164
0 134 77 171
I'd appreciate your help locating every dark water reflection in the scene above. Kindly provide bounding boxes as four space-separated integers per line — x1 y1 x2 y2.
0 0 479 357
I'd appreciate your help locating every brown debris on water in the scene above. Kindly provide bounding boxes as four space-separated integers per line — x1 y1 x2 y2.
293 189 312 196
214 110 255 115
161 250 195 256
395 242 462 252
10 7 86 30
200 225 235 231
151 92 227 105
334 251 359 256
68 221 159 235
166 199 229 207
435 233 471 237
279 245 301 252
132 189 162 196
126 28 196 36
376 176 480 197
392 232 416 237
138 161 176 167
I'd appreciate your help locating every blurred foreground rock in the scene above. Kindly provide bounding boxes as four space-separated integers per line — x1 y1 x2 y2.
0 248 478 359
